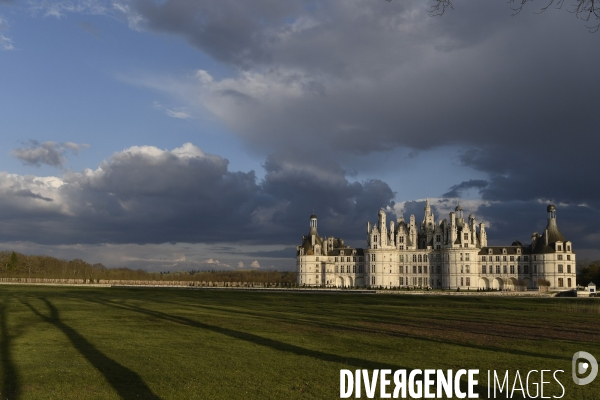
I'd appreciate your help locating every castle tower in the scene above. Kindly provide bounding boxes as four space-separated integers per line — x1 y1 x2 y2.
309 213 318 235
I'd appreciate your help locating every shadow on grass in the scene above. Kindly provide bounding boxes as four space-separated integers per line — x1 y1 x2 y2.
0 297 19 400
22 298 161 400
161 300 571 363
88 298 520 400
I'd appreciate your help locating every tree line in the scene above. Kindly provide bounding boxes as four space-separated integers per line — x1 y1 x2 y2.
0 251 296 284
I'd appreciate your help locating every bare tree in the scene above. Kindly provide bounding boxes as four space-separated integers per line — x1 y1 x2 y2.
386 0 600 32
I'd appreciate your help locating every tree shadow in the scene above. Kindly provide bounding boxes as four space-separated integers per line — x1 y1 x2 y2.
88 298 519 399
21 298 160 400
0 297 20 400
156 300 571 363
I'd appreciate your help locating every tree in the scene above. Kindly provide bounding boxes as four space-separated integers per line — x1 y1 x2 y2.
387 0 600 32
578 262 600 286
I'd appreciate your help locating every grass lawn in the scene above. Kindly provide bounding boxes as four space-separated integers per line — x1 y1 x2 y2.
0 286 598 399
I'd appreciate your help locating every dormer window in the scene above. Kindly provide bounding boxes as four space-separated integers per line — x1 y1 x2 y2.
557 245 562 251
502 248 507 254
488 249 493 255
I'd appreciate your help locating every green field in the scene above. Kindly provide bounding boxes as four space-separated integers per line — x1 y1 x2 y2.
0 286 598 399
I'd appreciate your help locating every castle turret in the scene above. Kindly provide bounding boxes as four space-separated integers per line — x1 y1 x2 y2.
309 213 318 235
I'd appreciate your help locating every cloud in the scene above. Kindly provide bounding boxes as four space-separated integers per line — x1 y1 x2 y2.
442 179 488 198
152 101 193 119
11 141 88 168
238 261 244 268
0 142 398 247
250 260 260 268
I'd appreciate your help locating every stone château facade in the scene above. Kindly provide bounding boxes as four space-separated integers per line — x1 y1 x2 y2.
296 202 576 290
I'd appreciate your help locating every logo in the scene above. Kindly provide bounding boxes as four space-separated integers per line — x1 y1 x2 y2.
572 351 598 386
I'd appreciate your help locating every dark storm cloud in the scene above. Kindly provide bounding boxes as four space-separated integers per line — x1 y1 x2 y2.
0 143 395 246
442 179 488 198
131 0 305 67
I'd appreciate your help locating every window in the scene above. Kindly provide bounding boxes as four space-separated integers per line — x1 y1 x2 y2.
465 253 470 261
568 278 572 287
436 235 441 242
418 266 422 274
460 265 464 274
496 265 501 274
372 265 376 273
418 255 422 263
510 265 515 274
524 265 529 274
374 245 377 249
502 256 507 262
413 266 417 274
558 278 564 287
436 266 441 274
374 235 378 243
399 266 404 274
353 257 356 262
558 265 563 273
399 236 404 243
503 265 507 274
335 257 338 262
482 256 486 262
567 245 571 252
510 256 514 261
524 256 529 261
346 257 350 262
567 265 571 273
424 255 428 262
371 254 376 262
533 264 537 274
464 243 469 248
466 277 470 286
557 245 562 251
413 255 417 262
436 245 441 250
496 256 500 262
400 277 404 285
567 255 571 261
461 277 464 286
335 266 338 273
359 257 363 262
359 265 364 273
558 255 563 261
533 255 537 261
353 265 356 273
488 249 493 255
424 266 428 274
464 233 468 240
372 276 375 285
482 266 486 274
399 255 404 262
418 277 422 286
460 253 464 261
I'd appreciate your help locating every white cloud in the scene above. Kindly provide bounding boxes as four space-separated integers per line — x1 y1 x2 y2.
250 260 260 268
0 33 13 50
238 261 245 268
165 109 192 119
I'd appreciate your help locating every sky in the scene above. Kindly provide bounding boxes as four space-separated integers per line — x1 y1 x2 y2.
0 0 599 271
